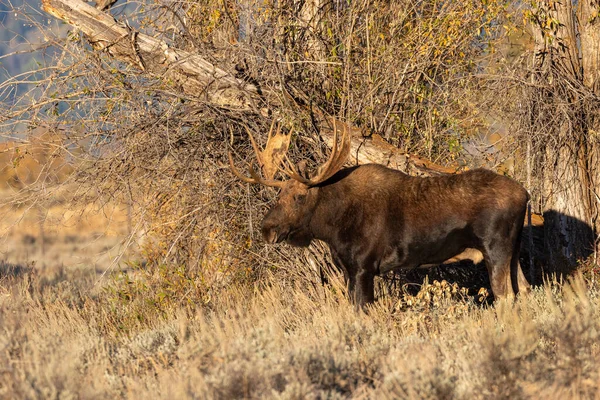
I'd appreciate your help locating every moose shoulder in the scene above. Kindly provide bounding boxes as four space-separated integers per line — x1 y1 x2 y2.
230 122 531 307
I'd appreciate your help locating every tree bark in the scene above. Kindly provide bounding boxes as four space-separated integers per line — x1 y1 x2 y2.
531 0 600 268
578 0 600 264
579 1 600 93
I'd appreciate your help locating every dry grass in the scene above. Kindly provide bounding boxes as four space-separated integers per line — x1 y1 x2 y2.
0 192 134 271
0 155 595 399
2 252 600 399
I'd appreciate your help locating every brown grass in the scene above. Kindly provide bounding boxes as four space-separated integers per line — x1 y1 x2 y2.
0 192 133 271
2 251 600 399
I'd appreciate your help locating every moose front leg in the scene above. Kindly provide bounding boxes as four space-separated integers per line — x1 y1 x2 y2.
330 249 354 293
331 248 376 309
342 268 376 310
353 269 375 307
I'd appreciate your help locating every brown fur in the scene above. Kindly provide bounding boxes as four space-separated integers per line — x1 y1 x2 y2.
261 164 531 307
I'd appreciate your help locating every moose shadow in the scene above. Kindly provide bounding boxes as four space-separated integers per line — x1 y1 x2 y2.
379 209 595 301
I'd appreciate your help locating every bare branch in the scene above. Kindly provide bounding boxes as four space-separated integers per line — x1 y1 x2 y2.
41 0 259 110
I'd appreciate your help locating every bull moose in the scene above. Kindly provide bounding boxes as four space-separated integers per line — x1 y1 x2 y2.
229 120 531 307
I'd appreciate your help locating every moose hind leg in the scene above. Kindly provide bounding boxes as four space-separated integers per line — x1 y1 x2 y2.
510 234 531 295
515 260 531 294
482 242 515 300
509 210 531 295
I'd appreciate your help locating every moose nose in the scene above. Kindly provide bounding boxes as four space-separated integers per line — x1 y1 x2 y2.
262 228 278 244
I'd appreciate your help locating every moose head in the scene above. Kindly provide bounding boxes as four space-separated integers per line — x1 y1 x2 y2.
229 120 350 248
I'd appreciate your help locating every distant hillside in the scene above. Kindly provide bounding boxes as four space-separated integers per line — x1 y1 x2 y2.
0 129 73 189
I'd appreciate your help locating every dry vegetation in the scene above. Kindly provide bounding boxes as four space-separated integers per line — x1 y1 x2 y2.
0 196 131 269
0 135 134 270
2 260 600 399
1 0 600 398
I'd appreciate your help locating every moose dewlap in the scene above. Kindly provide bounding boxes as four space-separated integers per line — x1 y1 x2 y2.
230 121 531 307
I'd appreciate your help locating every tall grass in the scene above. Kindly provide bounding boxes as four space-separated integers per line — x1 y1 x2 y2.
1 262 599 399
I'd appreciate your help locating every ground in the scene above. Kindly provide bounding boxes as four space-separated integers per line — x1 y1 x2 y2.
0 194 599 399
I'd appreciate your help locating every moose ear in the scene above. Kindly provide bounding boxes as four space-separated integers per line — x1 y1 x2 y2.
297 160 309 178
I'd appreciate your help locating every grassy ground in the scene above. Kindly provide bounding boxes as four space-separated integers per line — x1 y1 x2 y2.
1 255 600 398
0 200 599 399
0 198 132 272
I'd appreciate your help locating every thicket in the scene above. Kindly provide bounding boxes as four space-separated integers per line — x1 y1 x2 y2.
0 0 598 338
0 0 531 299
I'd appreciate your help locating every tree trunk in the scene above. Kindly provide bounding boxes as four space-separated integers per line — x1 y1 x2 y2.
531 0 600 269
543 130 596 268
579 0 600 264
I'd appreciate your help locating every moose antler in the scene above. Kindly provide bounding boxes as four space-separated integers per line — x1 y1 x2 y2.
228 121 291 188
304 120 351 185
229 118 351 187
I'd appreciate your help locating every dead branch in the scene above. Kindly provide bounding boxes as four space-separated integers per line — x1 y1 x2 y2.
41 0 258 110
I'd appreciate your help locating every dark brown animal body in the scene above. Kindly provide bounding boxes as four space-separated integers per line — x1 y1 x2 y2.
230 121 531 307
261 164 531 306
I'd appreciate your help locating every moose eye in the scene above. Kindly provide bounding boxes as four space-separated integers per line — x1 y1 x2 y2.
294 194 306 203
